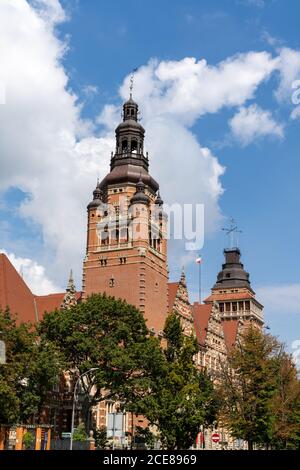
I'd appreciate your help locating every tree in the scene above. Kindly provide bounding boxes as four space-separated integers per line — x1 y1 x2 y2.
0 308 63 424
72 422 87 442
38 293 163 430
218 325 282 450
22 431 35 450
270 353 300 449
134 426 156 449
138 313 219 450
94 426 108 449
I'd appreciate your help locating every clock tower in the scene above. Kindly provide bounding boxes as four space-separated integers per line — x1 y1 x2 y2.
82 96 168 333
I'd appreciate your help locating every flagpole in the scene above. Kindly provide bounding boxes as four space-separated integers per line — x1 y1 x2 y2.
199 260 201 304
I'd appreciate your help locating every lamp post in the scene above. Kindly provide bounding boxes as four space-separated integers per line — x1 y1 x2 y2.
0 339 6 365
0 329 6 365
70 367 99 451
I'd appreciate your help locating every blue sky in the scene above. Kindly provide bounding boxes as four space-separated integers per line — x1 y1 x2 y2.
0 0 299 351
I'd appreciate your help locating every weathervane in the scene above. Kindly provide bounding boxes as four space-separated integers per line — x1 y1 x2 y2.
222 218 242 249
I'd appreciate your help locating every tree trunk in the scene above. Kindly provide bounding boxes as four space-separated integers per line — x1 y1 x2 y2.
248 440 253 451
81 397 92 433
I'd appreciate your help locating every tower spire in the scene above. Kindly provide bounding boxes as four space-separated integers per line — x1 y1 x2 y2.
87 179 103 210
61 269 77 310
180 268 187 288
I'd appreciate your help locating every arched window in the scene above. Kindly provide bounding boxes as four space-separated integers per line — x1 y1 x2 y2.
120 227 128 242
122 139 128 153
131 139 138 153
101 226 109 245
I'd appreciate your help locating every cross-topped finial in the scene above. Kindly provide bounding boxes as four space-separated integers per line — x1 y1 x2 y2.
222 217 242 249
129 68 138 98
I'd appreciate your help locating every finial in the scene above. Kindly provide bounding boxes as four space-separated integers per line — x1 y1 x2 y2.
61 269 77 310
155 190 163 206
129 68 138 98
136 173 145 192
67 269 75 290
180 268 187 287
222 217 242 249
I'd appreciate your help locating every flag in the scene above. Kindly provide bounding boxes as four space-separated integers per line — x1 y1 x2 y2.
196 256 202 264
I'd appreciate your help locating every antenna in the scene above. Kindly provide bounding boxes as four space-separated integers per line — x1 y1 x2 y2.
222 217 242 249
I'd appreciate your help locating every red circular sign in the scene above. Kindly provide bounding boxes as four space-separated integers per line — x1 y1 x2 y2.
212 433 220 443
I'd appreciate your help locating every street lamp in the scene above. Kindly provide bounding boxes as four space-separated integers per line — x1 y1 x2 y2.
70 367 99 450
0 329 6 365
0 339 6 364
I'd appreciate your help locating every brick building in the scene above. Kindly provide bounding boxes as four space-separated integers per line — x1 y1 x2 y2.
83 95 168 333
0 96 263 448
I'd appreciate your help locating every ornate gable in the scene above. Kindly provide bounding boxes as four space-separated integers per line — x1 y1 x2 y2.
169 271 194 337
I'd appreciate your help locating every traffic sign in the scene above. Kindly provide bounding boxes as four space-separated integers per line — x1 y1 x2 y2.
212 433 220 443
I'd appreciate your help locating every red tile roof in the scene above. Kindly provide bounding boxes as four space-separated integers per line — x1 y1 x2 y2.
192 302 212 345
0 253 37 323
0 253 81 323
205 291 254 302
222 319 239 350
35 292 82 318
168 282 179 312
193 301 239 351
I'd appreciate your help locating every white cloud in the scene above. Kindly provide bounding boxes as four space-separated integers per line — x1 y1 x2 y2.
229 104 284 145
291 105 300 120
0 0 299 291
118 53 277 126
275 48 300 104
30 0 66 25
0 0 109 286
83 84 98 97
256 283 300 316
1 249 60 295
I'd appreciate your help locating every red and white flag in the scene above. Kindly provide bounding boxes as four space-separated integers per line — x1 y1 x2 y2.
196 256 202 264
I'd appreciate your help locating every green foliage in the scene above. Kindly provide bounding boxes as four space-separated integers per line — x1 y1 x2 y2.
134 426 156 449
94 426 108 449
39 294 163 425
73 422 87 442
0 308 63 424
138 313 219 449
218 326 283 449
22 431 35 450
270 353 300 449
